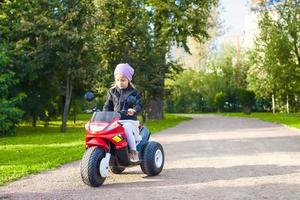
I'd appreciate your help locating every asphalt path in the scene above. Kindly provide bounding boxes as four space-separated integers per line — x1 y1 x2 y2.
1 115 300 200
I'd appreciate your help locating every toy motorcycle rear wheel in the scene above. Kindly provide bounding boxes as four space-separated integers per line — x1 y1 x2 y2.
80 147 107 187
140 141 164 176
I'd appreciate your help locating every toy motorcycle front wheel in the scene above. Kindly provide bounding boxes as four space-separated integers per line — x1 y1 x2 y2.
140 141 164 176
80 147 108 187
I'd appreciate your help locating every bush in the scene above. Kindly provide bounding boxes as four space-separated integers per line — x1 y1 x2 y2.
237 89 255 114
214 92 226 112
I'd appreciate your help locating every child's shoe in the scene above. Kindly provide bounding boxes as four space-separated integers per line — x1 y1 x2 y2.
130 150 139 162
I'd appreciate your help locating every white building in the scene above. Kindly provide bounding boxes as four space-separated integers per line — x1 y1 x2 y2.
242 0 283 48
242 12 260 48
170 37 210 71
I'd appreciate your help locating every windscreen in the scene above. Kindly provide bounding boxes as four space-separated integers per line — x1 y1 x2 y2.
90 111 121 123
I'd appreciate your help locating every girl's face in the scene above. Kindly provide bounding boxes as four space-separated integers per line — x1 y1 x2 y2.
115 74 129 89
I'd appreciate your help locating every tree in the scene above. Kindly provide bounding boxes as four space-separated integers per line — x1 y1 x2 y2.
205 44 248 111
165 44 250 113
165 70 205 113
0 0 55 126
247 0 300 113
50 0 101 132
237 89 255 114
94 0 217 119
144 0 217 119
1 0 101 131
214 92 226 112
0 41 24 135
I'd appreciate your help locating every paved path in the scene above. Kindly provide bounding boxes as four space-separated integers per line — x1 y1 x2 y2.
1 115 300 200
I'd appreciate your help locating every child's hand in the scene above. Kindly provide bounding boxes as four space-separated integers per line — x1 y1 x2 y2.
127 108 136 116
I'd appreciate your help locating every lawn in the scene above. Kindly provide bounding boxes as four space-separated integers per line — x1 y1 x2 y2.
0 113 191 186
221 112 300 129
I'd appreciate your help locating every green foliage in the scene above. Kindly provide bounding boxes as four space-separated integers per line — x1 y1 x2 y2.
0 42 25 135
247 0 300 112
0 0 217 126
94 0 166 107
93 0 217 119
214 92 226 112
1 0 60 123
165 70 205 113
0 0 101 129
165 45 251 113
237 89 255 114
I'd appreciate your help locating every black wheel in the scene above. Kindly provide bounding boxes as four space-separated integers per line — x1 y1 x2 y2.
109 155 126 174
140 141 164 176
80 147 107 187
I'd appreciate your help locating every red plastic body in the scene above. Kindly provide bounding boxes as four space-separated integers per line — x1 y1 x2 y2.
85 118 128 151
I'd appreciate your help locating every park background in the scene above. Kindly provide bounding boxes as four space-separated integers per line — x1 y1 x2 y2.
0 0 299 185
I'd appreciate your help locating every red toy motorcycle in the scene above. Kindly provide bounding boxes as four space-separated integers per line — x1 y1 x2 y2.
80 93 164 187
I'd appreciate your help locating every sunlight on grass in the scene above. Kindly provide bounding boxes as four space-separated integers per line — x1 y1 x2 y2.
221 112 300 129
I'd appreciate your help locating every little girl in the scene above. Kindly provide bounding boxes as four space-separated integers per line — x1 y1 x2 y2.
103 63 142 162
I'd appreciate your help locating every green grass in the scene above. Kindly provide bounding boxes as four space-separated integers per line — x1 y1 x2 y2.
221 112 300 129
0 113 191 186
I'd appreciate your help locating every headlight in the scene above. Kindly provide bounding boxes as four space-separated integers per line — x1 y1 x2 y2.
86 122 107 132
105 121 119 131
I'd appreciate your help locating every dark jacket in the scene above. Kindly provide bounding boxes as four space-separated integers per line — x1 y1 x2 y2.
102 85 142 120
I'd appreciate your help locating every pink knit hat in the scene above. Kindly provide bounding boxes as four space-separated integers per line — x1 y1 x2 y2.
114 63 134 81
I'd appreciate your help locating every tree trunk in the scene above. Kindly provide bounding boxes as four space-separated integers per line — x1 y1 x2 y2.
149 17 167 120
292 34 300 66
73 98 77 124
272 94 275 114
147 72 165 120
141 111 147 124
32 114 37 127
286 94 289 113
243 106 251 115
146 70 165 120
147 99 164 120
61 75 73 133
